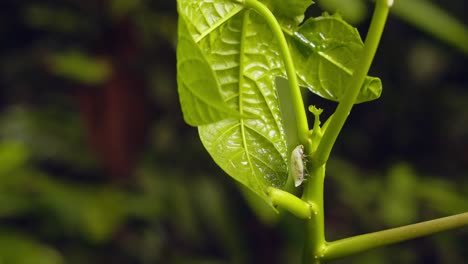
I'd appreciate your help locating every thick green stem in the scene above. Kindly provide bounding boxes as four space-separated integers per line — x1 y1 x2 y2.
243 0 309 145
322 212 468 261
314 0 392 166
301 1 392 262
302 165 326 263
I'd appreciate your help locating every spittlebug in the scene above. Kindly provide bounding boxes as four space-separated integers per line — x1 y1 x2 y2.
291 145 306 187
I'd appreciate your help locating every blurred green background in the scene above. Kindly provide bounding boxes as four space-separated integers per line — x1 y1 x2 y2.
0 0 467 263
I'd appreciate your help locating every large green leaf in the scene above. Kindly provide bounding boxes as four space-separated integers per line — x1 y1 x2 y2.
177 0 292 203
177 17 239 126
289 14 382 103
196 10 289 204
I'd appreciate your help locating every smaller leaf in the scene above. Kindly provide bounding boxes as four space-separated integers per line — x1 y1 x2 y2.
177 17 239 126
289 14 382 103
261 0 314 29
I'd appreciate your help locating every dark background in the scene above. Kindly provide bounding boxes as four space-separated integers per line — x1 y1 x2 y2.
0 0 467 263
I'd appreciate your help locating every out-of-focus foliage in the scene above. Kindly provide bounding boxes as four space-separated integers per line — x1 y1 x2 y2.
47 51 112 85
0 0 467 263
326 160 468 264
316 0 468 55
0 232 63 264
316 0 368 24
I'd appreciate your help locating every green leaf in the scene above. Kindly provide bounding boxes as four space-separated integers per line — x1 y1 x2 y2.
192 10 289 204
178 1 289 202
176 1 384 203
261 0 314 29
177 17 239 126
289 14 382 103
177 0 244 42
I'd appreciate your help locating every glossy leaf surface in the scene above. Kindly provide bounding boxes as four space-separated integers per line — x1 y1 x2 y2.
176 0 382 203
177 0 243 42
289 14 382 103
177 18 239 126
262 0 314 29
176 0 317 203
196 10 289 203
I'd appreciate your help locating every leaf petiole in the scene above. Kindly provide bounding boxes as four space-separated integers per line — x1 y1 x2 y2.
242 0 310 146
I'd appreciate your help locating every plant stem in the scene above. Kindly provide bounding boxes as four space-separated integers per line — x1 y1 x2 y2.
302 165 326 263
243 0 310 145
322 212 468 261
314 0 392 166
301 1 392 262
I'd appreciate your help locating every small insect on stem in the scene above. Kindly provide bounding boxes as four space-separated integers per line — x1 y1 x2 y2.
291 145 306 187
